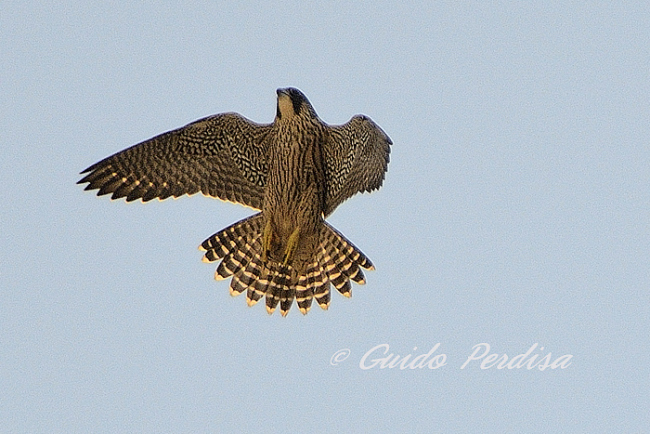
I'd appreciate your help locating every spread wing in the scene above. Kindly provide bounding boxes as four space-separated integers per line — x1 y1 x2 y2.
78 113 273 210
322 115 392 216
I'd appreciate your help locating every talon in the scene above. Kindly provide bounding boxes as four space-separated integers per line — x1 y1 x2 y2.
283 227 300 266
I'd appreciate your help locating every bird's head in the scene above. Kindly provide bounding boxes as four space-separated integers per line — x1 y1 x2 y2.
276 87 317 120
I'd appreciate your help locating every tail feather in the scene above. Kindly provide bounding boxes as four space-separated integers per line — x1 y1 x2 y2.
215 249 246 280
213 227 260 281
200 214 374 315
294 265 317 314
313 279 331 309
265 279 281 312
265 268 292 315
228 274 248 296
347 267 366 285
336 279 352 298
279 287 294 316
249 270 271 305
295 284 314 314
236 254 264 288
321 221 374 270
201 214 263 262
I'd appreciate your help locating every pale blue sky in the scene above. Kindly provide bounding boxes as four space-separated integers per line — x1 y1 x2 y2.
1 1 648 432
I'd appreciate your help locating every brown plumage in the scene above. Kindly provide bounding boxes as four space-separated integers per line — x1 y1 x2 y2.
78 88 391 315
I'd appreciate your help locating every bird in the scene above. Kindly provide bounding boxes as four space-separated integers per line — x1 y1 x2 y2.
78 88 391 316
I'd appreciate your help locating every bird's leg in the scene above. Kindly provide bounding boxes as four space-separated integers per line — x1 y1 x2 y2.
262 219 273 263
282 226 301 266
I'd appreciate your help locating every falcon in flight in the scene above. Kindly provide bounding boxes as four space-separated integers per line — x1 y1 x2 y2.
78 88 391 316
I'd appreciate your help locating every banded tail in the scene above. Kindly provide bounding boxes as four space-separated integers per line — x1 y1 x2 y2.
199 213 374 316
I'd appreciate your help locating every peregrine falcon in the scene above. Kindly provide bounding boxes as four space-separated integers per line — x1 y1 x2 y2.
78 88 391 316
